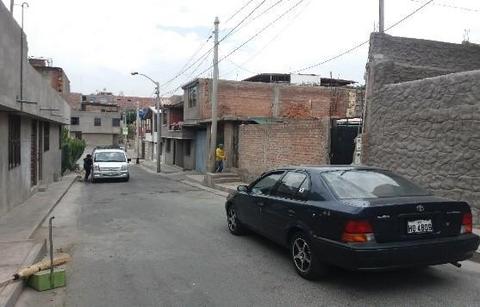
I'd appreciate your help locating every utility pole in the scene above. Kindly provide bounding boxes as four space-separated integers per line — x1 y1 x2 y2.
136 102 140 164
155 82 162 173
209 17 220 173
10 0 14 14
379 0 385 33
19 2 28 111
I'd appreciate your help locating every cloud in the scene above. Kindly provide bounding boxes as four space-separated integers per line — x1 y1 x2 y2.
3 0 479 96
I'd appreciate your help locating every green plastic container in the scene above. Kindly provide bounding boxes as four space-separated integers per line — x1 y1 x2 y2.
28 268 66 291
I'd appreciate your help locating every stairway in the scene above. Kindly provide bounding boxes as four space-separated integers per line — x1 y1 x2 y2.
204 172 245 193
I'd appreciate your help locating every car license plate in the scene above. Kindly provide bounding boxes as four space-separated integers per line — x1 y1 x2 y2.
407 219 433 234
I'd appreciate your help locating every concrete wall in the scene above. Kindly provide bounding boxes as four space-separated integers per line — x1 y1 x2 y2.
238 119 330 183
363 70 480 219
0 3 69 125
0 113 62 215
0 1 69 216
82 134 115 146
70 110 120 146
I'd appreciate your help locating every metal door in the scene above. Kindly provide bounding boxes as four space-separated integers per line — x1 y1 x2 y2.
195 129 207 172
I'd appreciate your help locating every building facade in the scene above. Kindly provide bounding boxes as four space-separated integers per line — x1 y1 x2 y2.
0 2 70 215
29 57 71 94
156 75 364 178
69 101 122 146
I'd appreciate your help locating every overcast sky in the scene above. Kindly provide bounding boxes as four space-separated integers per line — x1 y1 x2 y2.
3 0 479 97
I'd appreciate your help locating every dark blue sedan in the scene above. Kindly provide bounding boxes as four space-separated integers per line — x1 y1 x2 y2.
225 166 479 280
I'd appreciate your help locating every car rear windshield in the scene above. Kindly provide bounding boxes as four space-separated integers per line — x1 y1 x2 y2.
94 152 126 162
320 169 431 199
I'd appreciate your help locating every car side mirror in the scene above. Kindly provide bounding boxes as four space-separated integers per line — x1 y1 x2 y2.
127 158 132 163
237 185 249 192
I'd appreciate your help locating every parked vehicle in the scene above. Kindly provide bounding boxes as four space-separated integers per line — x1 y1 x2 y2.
225 166 479 280
92 149 131 182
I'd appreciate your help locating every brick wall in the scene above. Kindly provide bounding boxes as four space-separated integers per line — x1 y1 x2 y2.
238 119 330 183
191 79 360 122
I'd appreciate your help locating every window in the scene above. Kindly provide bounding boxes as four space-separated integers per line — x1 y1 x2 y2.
44 122 50 152
273 172 307 199
94 151 126 162
321 169 431 200
185 140 191 156
94 118 101 126
70 117 79 125
166 139 171 153
251 172 284 195
162 112 167 125
112 118 121 127
187 86 197 108
8 114 21 169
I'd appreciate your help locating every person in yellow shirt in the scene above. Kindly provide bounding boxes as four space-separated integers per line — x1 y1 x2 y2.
215 144 225 173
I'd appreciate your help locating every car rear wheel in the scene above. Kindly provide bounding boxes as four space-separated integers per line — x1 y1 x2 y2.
290 232 327 280
226 205 246 235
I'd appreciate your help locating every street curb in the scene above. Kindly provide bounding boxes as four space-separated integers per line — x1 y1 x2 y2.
27 175 78 239
181 180 229 198
0 241 46 307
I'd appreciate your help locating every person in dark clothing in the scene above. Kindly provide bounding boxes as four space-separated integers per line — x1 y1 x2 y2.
83 154 93 182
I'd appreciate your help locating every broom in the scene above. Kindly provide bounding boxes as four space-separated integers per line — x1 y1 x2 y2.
0 253 71 287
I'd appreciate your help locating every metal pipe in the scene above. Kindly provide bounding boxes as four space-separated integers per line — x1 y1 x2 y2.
48 216 55 288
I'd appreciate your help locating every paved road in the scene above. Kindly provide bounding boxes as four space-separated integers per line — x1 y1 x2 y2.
17 166 480 306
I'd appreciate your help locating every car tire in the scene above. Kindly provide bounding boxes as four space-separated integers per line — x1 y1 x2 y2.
226 204 247 235
124 176 130 182
290 232 328 280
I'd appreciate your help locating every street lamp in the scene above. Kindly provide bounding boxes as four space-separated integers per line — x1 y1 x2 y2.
131 72 162 173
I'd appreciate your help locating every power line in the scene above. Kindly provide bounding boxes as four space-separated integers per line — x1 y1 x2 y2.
222 0 310 79
175 32 213 80
159 0 270 89
223 0 286 40
159 37 213 88
409 0 480 13
219 0 268 44
164 0 304 94
292 0 434 73
224 0 256 24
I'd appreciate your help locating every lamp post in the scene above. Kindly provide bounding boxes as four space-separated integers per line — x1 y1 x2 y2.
131 72 161 173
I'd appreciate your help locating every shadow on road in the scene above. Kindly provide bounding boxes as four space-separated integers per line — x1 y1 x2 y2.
236 229 455 294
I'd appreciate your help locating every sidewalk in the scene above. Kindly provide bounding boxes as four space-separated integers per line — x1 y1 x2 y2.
0 174 77 307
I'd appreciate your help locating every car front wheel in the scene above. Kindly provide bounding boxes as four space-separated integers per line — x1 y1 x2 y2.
290 232 327 280
226 204 246 235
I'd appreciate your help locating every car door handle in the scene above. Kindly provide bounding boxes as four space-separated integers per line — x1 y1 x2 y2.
288 209 296 217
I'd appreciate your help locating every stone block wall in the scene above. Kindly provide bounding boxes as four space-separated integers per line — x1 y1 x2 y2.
369 33 480 73
363 70 480 221
238 119 329 183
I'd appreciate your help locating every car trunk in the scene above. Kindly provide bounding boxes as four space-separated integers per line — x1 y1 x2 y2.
359 196 471 243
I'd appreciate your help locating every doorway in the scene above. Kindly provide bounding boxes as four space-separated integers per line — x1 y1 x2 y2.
330 119 361 165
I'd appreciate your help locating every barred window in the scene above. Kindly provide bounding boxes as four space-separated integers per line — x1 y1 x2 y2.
112 118 120 127
94 117 101 126
44 122 50 152
8 115 21 169
70 117 79 125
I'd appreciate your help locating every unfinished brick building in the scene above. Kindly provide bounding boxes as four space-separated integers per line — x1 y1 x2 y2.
166 74 364 180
